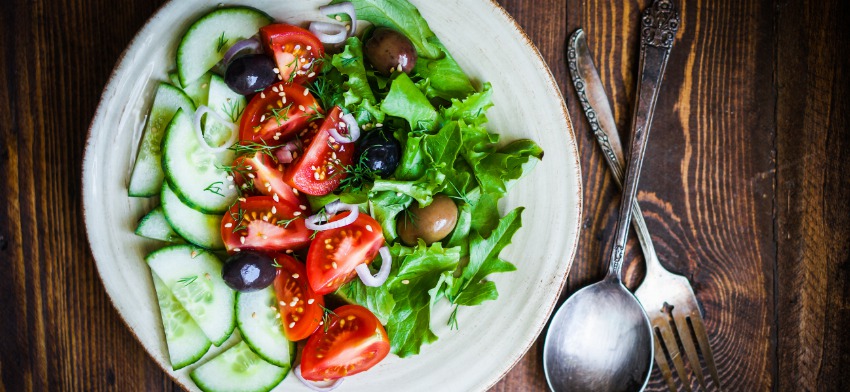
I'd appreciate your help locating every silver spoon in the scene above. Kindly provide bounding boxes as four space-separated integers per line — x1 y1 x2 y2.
543 1 680 391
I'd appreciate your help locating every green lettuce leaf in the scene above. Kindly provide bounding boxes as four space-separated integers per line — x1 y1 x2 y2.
368 191 413 241
330 0 442 58
330 37 386 123
381 73 437 131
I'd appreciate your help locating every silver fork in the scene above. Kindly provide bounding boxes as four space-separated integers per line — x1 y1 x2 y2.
567 19 721 392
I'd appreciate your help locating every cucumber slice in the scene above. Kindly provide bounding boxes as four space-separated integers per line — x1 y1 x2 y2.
177 7 272 86
205 74 245 147
184 72 213 108
128 83 195 197
135 207 185 243
151 272 211 369
162 108 237 214
191 341 287 392
147 245 236 346
236 287 295 367
160 183 224 250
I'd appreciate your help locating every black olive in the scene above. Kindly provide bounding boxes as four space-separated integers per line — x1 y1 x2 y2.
364 28 417 75
356 128 401 178
221 251 277 292
224 54 277 95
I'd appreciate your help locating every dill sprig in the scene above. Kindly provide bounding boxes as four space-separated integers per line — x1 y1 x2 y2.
276 216 300 229
229 141 277 159
215 32 228 52
319 305 338 333
178 275 198 286
268 104 293 126
337 151 379 193
448 305 459 330
220 99 245 123
228 202 248 233
203 181 225 197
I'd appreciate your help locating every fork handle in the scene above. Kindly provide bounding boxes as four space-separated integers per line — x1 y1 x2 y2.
606 0 680 281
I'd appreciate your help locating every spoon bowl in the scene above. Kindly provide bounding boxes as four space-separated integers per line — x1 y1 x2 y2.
543 279 653 392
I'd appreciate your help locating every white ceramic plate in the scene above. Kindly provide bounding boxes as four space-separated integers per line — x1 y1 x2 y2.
83 1 582 391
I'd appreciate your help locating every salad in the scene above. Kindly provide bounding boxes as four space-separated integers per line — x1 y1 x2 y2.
129 1 543 391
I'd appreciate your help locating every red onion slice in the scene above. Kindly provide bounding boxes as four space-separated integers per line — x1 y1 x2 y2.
305 201 359 231
309 22 348 45
355 246 392 287
274 140 303 164
294 365 344 392
319 2 357 35
193 106 238 153
222 37 261 65
328 113 361 144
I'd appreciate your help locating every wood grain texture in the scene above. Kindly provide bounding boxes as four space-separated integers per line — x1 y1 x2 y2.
775 0 850 391
0 0 847 391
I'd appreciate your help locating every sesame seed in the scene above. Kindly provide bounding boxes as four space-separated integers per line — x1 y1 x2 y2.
273 136 280 140
273 194 280 202
292 297 299 302
303 88 309 96
233 248 241 252
247 173 255 179
308 72 315 78
402 280 410 285
293 189 299 195
295 44 301 50
292 273 300 279
332 262 338 269
365 225 373 232
299 204 307 210
273 67 280 74
262 235 268 240
286 249 293 254
271 205 277 214
376 123 383 127
314 172 320 180
280 301 286 306
279 92 286 97
239 197 247 202
228 185 235 189
205 273 211 279
252 312 257 319
396 192 403 196
190 250 198 258
262 215 269 221
335 15 342 21
299 105 306 111
282 96 287 104
224 223 233 228
306 45 312 50
275 313 281 319
226 175 234 181
240 236 246 244
201 83 208 89
307 298 314 304
319 321 323 326
397 63 403 72
261 92 266 99
294 211 302 216
289 322 296 328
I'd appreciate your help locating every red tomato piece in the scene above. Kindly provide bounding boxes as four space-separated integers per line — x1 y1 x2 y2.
306 212 384 295
300 305 390 381
260 24 324 85
221 196 312 253
272 253 324 341
283 106 355 196
239 81 321 145
231 152 307 209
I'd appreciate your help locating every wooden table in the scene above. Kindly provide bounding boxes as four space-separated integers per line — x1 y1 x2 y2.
1 0 847 390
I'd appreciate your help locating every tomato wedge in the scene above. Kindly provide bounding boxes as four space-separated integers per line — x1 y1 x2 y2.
231 152 307 209
221 196 312 253
239 81 321 145
306 212 384 295
272 253 324 341
300 305 390 381
284 106 355 196
260 24 324 85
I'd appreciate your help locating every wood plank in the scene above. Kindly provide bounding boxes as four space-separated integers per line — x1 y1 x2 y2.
775 0 850 390
0 0 177 390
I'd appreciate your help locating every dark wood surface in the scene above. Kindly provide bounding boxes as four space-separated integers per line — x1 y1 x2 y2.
1 0 847 391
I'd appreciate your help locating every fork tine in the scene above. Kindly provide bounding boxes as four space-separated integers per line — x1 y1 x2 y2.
656 322 692 392
673 311 707 389
652 334 678 392
689 312 722 390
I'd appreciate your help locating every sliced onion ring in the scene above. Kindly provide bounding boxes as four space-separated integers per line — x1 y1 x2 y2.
355 246 392 287
294 365 344 392
275 139 302 163
305 201 359 231
222 37 261 65
319 2 357 36
308 22 348 45
328 113 361 144
193 106 238 153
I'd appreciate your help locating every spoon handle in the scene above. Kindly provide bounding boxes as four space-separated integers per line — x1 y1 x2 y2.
606 0 680 281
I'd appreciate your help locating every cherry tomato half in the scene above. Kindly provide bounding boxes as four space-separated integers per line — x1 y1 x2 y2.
300 305 390 381
260 23 324 85
283 106 355 196
306 212 384 295
221 196 312 253
272 253 324 341
232 152 307 209
239 81 321 145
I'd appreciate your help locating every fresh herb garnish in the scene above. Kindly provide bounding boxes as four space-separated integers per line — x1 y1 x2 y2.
204 181 225 197
220 99 245 123
448 305 460 330
319 305 338 333
178 275 198 286
215 32 228 52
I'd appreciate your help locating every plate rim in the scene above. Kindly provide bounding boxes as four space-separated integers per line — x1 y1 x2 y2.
81 0 583 390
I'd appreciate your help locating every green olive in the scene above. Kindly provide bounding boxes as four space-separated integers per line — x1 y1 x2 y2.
398 195 459 246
